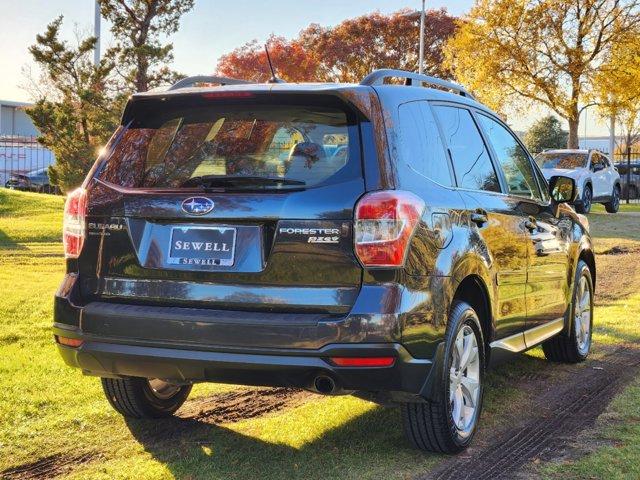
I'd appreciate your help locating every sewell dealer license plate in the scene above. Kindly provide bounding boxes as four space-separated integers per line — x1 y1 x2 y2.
168 226 237 266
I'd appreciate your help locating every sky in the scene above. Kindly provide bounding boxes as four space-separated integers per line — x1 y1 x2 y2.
0 0 610 136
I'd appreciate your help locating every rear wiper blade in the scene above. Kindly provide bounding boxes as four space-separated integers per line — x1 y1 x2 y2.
182 175 306 188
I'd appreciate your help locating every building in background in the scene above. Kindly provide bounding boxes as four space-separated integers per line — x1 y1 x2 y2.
0 100 55 187
0 100 39 137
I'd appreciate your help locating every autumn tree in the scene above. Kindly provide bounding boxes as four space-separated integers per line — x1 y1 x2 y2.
301 8 456 83
26 17 119 191
217 35 319 83
100 0 194 92
216 8 457 83
445 0 640 148
524 116 568 154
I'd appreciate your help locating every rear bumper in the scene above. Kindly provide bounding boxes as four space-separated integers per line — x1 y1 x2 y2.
55 338 436 397
54 274 444 398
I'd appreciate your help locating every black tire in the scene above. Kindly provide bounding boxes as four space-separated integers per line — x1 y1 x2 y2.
401 301 485 453
575 185 592 213
604 185 620 213
542 260 593 363
101 377 192 418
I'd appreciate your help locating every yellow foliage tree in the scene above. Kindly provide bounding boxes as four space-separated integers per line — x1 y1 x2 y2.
594 27 640 153
445 0 640 148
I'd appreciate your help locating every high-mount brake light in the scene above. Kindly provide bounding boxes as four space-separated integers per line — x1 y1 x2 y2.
201 91 255 99
354 190 425 267
63 188 87 259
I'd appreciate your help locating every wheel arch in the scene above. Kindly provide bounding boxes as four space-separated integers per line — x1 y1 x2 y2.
578 248 596 290
452 274 493 364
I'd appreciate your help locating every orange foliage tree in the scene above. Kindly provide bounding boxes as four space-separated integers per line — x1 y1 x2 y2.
216 8 457 83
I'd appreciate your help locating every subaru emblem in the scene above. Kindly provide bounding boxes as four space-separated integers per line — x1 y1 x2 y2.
181 197 215 215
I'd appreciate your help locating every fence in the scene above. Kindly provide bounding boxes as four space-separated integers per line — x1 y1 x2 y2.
0 135 56 191
611 150 640 204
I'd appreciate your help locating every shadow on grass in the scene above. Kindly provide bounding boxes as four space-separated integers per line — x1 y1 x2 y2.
0 229 26 250
124 404 438 480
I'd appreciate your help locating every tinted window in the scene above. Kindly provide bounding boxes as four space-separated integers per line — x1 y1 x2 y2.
433 105 500 192
478 114 541 199
535 152 587 169
398 101 452 186
98 95 359 190
591 153 605 170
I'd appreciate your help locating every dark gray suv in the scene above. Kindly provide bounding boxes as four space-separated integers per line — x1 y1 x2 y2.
54 70 595 453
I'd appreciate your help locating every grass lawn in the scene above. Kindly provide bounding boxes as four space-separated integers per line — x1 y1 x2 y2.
1 188 639 479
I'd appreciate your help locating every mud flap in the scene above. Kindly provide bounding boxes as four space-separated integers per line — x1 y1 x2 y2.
417 341 446 402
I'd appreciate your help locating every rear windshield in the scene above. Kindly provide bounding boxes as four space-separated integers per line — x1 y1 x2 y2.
97 94 360 190
535 152 587 170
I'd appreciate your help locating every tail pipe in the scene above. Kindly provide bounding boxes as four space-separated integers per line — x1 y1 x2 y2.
313 375 337 394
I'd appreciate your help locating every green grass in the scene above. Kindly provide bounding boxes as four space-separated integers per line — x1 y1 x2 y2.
1 188 639 479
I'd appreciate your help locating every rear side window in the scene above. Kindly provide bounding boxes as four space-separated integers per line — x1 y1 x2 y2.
590 153 605 170
98 94 360 190
433 105 500 193
477 114 541 200
398 101 452 186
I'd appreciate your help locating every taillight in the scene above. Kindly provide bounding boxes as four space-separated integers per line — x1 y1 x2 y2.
63 187 87 258
354 190 425 267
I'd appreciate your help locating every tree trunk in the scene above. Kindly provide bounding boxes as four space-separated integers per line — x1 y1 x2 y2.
567 116 580 149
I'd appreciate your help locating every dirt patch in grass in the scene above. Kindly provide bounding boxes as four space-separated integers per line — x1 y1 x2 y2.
121 387 316 450
179 387 314 424
0 452 101 480
594 248 640 305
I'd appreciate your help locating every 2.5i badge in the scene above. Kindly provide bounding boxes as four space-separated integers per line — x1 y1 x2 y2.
278 226 343 244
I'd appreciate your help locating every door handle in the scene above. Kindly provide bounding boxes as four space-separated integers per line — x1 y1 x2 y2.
470 210 488 226
524 218 537 232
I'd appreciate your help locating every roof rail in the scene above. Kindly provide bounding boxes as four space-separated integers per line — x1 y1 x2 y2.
168 75 254 91
360 69 474 99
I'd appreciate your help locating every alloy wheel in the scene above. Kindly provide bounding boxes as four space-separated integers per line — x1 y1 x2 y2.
612 187 620 210
449 324 481 436
583 188 592 212
574 275 592 356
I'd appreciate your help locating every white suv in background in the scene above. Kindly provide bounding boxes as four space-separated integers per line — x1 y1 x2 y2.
535 149 621 213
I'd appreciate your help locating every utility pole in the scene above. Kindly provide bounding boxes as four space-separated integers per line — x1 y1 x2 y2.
93 0 101 66
418 0 425 75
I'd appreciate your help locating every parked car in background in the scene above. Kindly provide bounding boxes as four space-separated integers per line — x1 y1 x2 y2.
54 70 596 454
535 149 620 213
614 161 640 200
4 167 59 194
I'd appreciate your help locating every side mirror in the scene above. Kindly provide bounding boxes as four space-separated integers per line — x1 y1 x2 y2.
549 175 576 203
592 163 604 172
